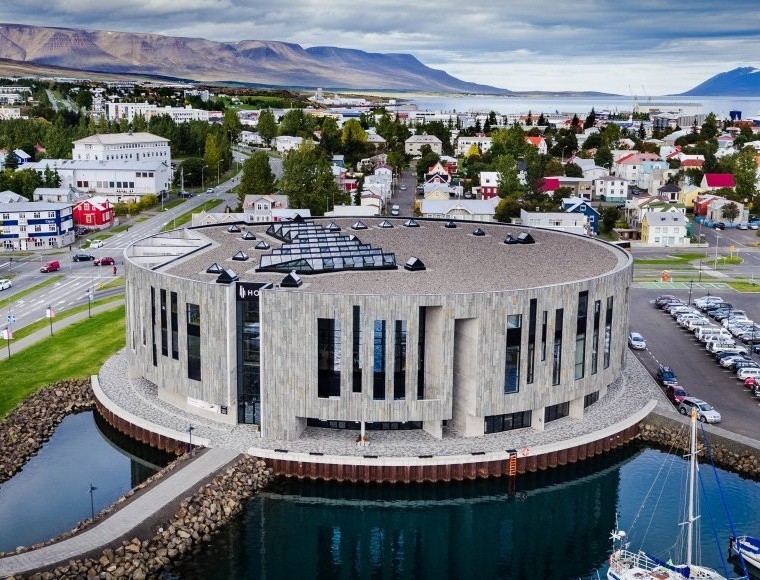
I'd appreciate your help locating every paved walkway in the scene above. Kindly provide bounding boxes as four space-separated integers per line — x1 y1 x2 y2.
0 300 124 362
0 447 240 577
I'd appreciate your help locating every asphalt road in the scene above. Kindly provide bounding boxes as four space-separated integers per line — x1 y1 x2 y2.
630 287 760 440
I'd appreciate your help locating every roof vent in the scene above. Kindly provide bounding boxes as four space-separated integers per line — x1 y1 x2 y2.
281 270 303 288
378 220 394 228
351 220 368 230
444 220 457 228
404 219 420 228
472 227 485 236
504 234 519 245
327 222 341 232
206 262 223 274
517 232 535 244
404 257 426 271
291 213 306 222
232 251 249 261
227 224 241 233
242 231 256 240
216 268 238 284
255 240 270 250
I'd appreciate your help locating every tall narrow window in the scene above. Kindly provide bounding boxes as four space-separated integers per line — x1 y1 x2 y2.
591 300 601 375
318 318 341 398
170 291 179 360
352 306 362 393
373 320 386 400
504 314 522 393
394 320 407 400
160 289 168 357
552 309 564 386
526 299 537 384
150 286 157 366
574 291 588 380
603 296 614 369
417 307 426 399
186 303 201 381
540 310 548 361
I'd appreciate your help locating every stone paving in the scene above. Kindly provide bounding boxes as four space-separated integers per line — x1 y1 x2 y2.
99 349 671 458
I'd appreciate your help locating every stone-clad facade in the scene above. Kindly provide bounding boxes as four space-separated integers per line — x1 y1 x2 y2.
125 218 632 442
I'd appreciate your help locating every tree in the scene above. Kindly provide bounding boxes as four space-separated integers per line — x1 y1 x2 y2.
341 118 369 167
279 143 344 215
74 90 93 110
600 206 621 234
494 155 522 198
239 151 276 206
318 117 341 158
494 197 521 223
257 111 277 146
721 202 740 224
490 124 527 158
223 109 243 144
733 147 758 206
564 163 583 178
699 113 719 140
583 108 596 130
594 145 613 169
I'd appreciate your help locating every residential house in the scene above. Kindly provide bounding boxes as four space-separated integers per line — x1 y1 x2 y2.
567 156 610 181
324 204 379 217
33 187 83 203
625 196 686 229
405 133 443 156
524 136 548 155
593 176 628 202
637 160 671 191
640 212 690 247
273 136 304 154
456 135 493 156
239 131 265 147
73 196 115 229
478 171 499 199
561 197 600 234
0 201 75 250
705 197 749 226
0 190 25 203
678 185 702 209
516 209 589 236
537 177 561 196
419 198 499 222
613 152 663 183
72 132 171 165
555 176 594 200
701 173 735 192
366 132 386 150
242 194 290 223
657 183 681 203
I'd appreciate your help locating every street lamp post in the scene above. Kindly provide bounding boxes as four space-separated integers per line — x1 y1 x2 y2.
217 160 223 186
47 304 53 336
86 289 92 318
714 234 720 270
688 280 694 305
89 483 97 520
187 424 195 455
201 165 208 188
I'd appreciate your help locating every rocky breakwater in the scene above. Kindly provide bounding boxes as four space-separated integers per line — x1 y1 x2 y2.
638 420 760 479
0 379 93 484
19 455 273 580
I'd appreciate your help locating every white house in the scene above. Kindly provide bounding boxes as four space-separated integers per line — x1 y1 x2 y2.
405 133 443 156
517 209 589 236
72 132 171 166
455 135 492 156
274 136 304 154
104 102 209 124
0 201 75 250
640 212 690 247
239 131 265 146
33 187 83 203
324 205 379 217
419 199 499 222
0 190 25 203
593 176 628 202
242 194 290 223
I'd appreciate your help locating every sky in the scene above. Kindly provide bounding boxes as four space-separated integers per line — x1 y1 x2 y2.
1 0 759 95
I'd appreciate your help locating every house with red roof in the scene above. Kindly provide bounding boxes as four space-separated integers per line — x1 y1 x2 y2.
701 173 735 191
524 136 547 155
73 196 114 230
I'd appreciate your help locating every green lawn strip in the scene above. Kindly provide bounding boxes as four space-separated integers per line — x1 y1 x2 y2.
634 253 707 266
7 295 123 342
163 199 186 210
97 277 125 290
162 198 222 231
0 305 126 418
111 224 130 233
135 217 148 223
0 275 63 309
727 281 760 292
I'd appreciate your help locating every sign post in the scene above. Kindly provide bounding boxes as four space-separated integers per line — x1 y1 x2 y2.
46 305 55 335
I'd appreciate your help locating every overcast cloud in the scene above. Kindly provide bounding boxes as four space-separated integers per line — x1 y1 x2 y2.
1 0 759 94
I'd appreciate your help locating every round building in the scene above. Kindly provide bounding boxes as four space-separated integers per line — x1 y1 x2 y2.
124 217 632 443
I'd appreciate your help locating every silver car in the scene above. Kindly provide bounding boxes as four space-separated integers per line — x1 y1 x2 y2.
678 397 721 423
628 332 647 350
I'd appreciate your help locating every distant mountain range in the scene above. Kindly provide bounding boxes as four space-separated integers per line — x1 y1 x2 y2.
0 23 508 94
677 67 760 97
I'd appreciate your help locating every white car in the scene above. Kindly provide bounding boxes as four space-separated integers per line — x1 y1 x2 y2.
737 367 760 381
628 332 647 350
90 239 104 249
0 278 11 291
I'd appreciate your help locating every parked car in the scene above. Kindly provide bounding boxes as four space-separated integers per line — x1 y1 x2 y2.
718 354 750 368
679 397 721 423
628 332 647 350
714 222 726 230
704 302 732 313
72 253 95 262
90 239 104 249
0 278 11 291
732 360 760 372
94 256 115 266
656 365 678 386
40 260 60 273
655 295 677 308
390 204 400 216
666 385 689 406
744 377 759 390
206 188 214 193
737 367 760 381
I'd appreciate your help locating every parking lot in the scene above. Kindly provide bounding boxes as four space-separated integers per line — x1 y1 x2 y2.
630 287 760 441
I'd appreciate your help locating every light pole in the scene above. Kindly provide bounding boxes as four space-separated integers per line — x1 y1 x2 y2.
86 289 92 318
714 234 721 270
688 280 694 305
187 424 195 455
47 305 53 335
201 165 208 188
89 483 97 520
216 160 223 186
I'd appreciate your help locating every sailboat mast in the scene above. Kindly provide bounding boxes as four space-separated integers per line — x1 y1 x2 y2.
687 408 697 566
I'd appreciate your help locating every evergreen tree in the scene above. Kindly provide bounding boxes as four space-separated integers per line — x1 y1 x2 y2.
239 151 276 206
280 144 343 215
733 147 758 206
257 111 277 146
583 108 596 130
494 154 522 198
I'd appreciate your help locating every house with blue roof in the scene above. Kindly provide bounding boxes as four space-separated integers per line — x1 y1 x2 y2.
561 196 600 234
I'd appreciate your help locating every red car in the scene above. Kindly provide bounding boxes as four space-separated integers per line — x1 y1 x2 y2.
666 384 689 405
744 377 758 390
94 256 115 266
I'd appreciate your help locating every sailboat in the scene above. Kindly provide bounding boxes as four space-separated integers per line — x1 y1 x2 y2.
730 535 760 573
607 408 733 580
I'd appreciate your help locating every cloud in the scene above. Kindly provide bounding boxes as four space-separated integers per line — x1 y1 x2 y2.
0 0 758 93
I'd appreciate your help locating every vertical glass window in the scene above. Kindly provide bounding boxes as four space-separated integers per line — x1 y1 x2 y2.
373 320 386 400
317 318 341 398
504 314 522 393
352 306 362 393
540 310 548 361
574 291 588 380
394 320 407 400
237 298 261 424
544 401 569 423
417 307 426 399
603 296 614 369
552 309 564 386
150 286 157 366
160 289 168 357
186 303 201 381
527 299 537 384
170 291 179 360
591 300 601 375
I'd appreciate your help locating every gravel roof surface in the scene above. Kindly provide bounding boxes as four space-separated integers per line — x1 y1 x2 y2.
152 218 630 295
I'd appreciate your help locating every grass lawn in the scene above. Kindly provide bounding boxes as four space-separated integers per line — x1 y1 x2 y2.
98 277 125 290
163 199 186 211
634 252 707 266
727 281 760 292
0 275 63 310
111 224 130 233
0 305 125 418
162 198 222 231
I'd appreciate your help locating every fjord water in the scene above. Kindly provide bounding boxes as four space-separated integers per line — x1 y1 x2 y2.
0 411 173 552
174 445 760 579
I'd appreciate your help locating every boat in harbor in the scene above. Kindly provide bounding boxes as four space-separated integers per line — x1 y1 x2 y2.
607 408 739 580
730 536 760 574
